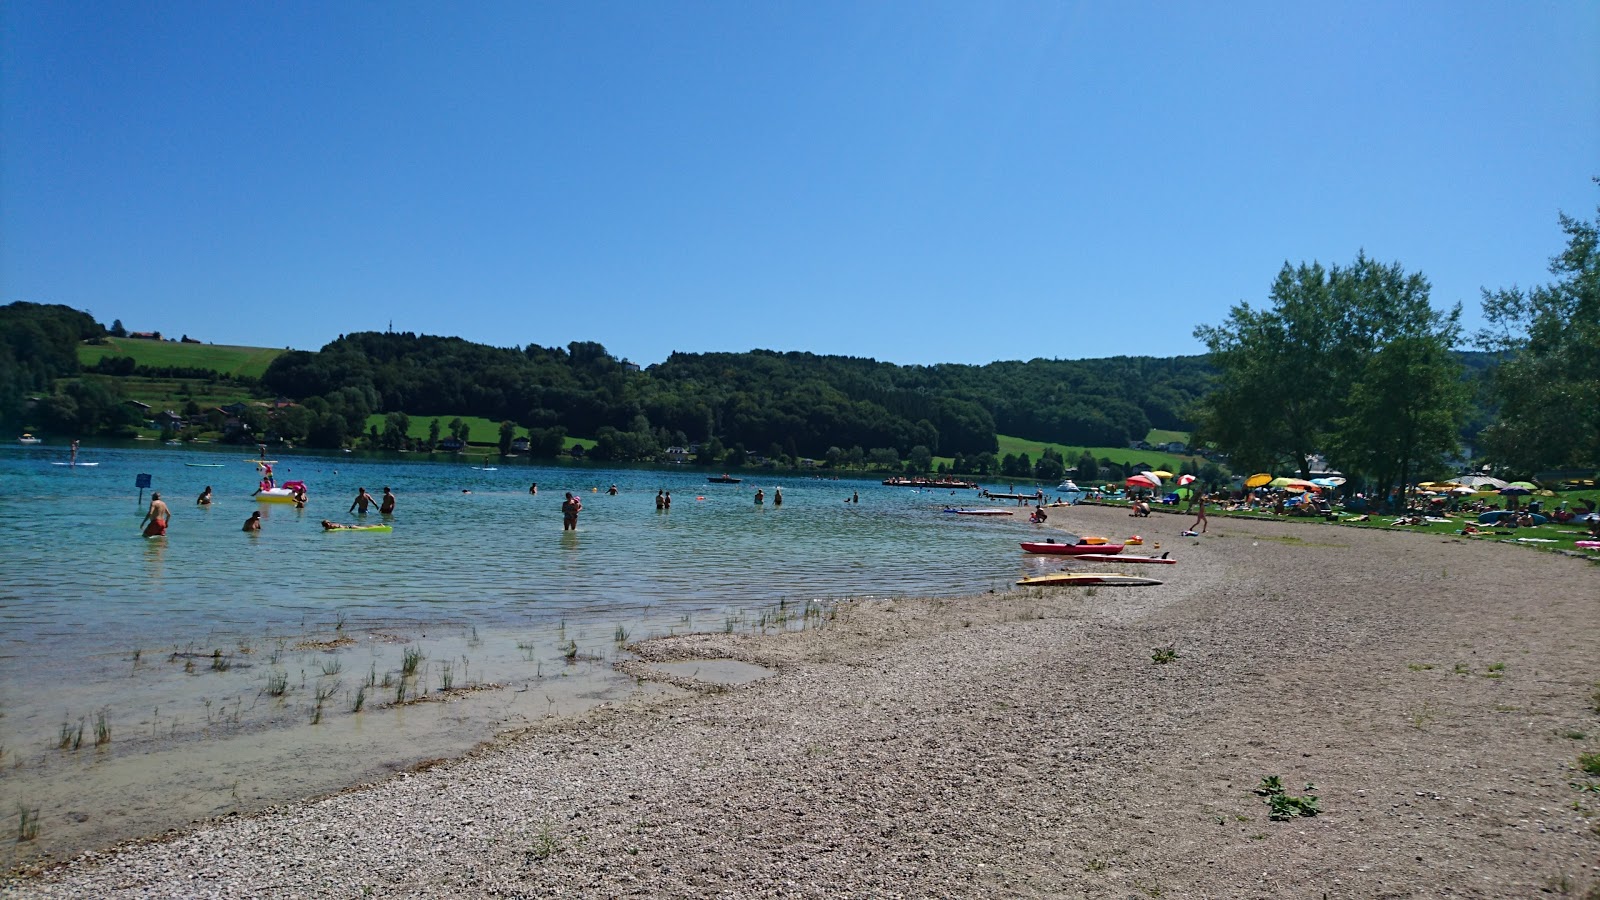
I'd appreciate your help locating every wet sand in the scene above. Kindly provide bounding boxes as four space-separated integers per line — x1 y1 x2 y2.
6 505 1599 897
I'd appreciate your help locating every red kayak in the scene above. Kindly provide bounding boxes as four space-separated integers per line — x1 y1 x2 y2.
1020 541 1124 555
1070 552 1174 565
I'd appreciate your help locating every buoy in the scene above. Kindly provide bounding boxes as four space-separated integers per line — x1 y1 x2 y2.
1126 535 1143 545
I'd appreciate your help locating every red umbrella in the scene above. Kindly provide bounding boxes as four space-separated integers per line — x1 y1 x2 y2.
1177 474 1196 486
1126 473 1161 489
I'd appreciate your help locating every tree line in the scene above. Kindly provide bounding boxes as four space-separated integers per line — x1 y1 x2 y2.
1190 189 1599 499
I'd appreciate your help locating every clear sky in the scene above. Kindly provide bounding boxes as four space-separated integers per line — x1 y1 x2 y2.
3 1 1596 367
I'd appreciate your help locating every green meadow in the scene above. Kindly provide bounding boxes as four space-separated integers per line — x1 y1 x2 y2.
992 434 1205 476
78 337 287 379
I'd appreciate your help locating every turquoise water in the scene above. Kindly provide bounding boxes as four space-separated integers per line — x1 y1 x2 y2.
0 443 1067 859
0 444 1051 697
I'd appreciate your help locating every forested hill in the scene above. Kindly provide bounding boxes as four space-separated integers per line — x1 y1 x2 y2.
259 331 1213 456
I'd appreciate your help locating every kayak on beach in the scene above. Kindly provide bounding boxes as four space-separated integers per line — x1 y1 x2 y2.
1069 552 1174 564
1016 572 1162 587
1020 540 1124 555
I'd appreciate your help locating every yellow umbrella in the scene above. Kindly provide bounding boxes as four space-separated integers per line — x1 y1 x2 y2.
1149 470 1174 479
1245 473 1272 488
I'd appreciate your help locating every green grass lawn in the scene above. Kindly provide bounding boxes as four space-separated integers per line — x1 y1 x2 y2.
1143 428 1192 446
79 338 286 379
362 414 524 446
993 434 1207 475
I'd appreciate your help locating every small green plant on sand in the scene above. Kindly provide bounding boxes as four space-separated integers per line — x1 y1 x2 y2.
526 821 562 861
1255 776 1320 821
1406 662 1434 672
1579 752 1600 778
1151 645 1177 664
1483 662 1506 679
401 646 424 677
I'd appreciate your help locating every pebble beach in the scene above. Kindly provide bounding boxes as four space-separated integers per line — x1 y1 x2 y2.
6 504 1599 898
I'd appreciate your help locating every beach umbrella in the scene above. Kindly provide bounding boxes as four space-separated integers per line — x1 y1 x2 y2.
1126 473 1161 489
1310 477 1340 488
1499 485 1532 496
1149 470 1174 479
1245 473 1272 488
1505 481 1537 490
1460 475 1506 490
1177 474 1196 485
1449 486 1477 496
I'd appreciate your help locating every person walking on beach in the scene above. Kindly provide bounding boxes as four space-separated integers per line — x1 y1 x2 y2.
379 486 396 514
561 492 582 530
1185 493 1209 535
140 492 170 538
197 486 212 506
349 487 379 515
242 511 262 531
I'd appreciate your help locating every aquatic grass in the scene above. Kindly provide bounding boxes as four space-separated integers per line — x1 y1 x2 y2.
318 658 343 677
335 611 348 632
94 710 111 747
352 685 366 713
129 648 142 674
314 680 342 705
401 646 425 678
264 670 289 697
210 650 232 672
16 804 40 842
57 719 80 751
439 661 454 692
613 624 630 645
394 680 408 704
560 639 578 661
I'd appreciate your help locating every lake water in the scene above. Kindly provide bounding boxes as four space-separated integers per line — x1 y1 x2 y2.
0 443 1061 863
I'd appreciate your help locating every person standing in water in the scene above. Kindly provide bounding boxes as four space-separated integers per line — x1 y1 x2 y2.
561 492 582 530
773 487 783 507
141 493 170 537
656 490 666 510
349 487 379 515
379 486 396 514
242 511 262 531
197 486 213 506
70 439 79 465
754 489 765 505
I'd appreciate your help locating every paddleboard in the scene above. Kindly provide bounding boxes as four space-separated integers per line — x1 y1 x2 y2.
323 524 392 532
1016 572 1163 587
249 459 280 465
186 463 225 468
1069 553 1175 565
471 466 498 471
51 462 100 467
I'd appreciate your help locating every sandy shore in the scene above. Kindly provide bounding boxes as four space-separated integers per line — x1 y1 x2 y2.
6 505 1599 898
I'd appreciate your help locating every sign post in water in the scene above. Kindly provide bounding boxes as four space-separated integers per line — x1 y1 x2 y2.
136 473 152 508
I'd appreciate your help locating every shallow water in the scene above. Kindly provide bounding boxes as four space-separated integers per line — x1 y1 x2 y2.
0 444 1061 863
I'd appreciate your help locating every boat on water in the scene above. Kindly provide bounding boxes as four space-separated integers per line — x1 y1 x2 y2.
1016 572 1162 587
707 475 742 484
944 508 1014 516
1055 479 1081 492
1020 540 1125 555
256 480 308 503
882 477 978 489
982 490 1044 501
18 433 42 445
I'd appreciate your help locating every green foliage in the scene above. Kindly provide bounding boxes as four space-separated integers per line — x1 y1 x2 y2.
1477 188 1600 473
0 302 105 425
1255 776 1320 820
1151 645 1177 664
1194 253 1467 497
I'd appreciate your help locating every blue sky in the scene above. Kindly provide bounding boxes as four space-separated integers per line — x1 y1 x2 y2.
3 1 1596 367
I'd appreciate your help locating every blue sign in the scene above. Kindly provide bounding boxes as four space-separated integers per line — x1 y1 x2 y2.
135 473 152 489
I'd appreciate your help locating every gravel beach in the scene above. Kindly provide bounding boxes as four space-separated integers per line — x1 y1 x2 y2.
7 505 1599 898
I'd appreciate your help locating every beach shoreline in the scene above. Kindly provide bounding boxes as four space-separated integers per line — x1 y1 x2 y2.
6 505 1599 897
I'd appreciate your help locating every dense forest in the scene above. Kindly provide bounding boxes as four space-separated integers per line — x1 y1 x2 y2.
256 331 1215 460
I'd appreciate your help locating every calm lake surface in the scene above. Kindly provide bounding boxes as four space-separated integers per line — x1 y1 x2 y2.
0 443 1062 863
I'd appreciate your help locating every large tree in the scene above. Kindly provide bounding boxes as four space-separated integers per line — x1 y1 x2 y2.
1327 332 1467 502
1193 254 1450 478
1476 192 1600 474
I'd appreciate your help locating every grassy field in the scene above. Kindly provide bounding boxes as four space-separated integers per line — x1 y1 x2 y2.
1143 428 1192 446
993 434 1206 474
79 338 286 379
82 374 265 412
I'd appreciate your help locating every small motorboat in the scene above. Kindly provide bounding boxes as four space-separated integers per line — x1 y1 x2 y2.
1017 572 1162 587
707 475 742 484
18 433 42 445
1020 540 1124 555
